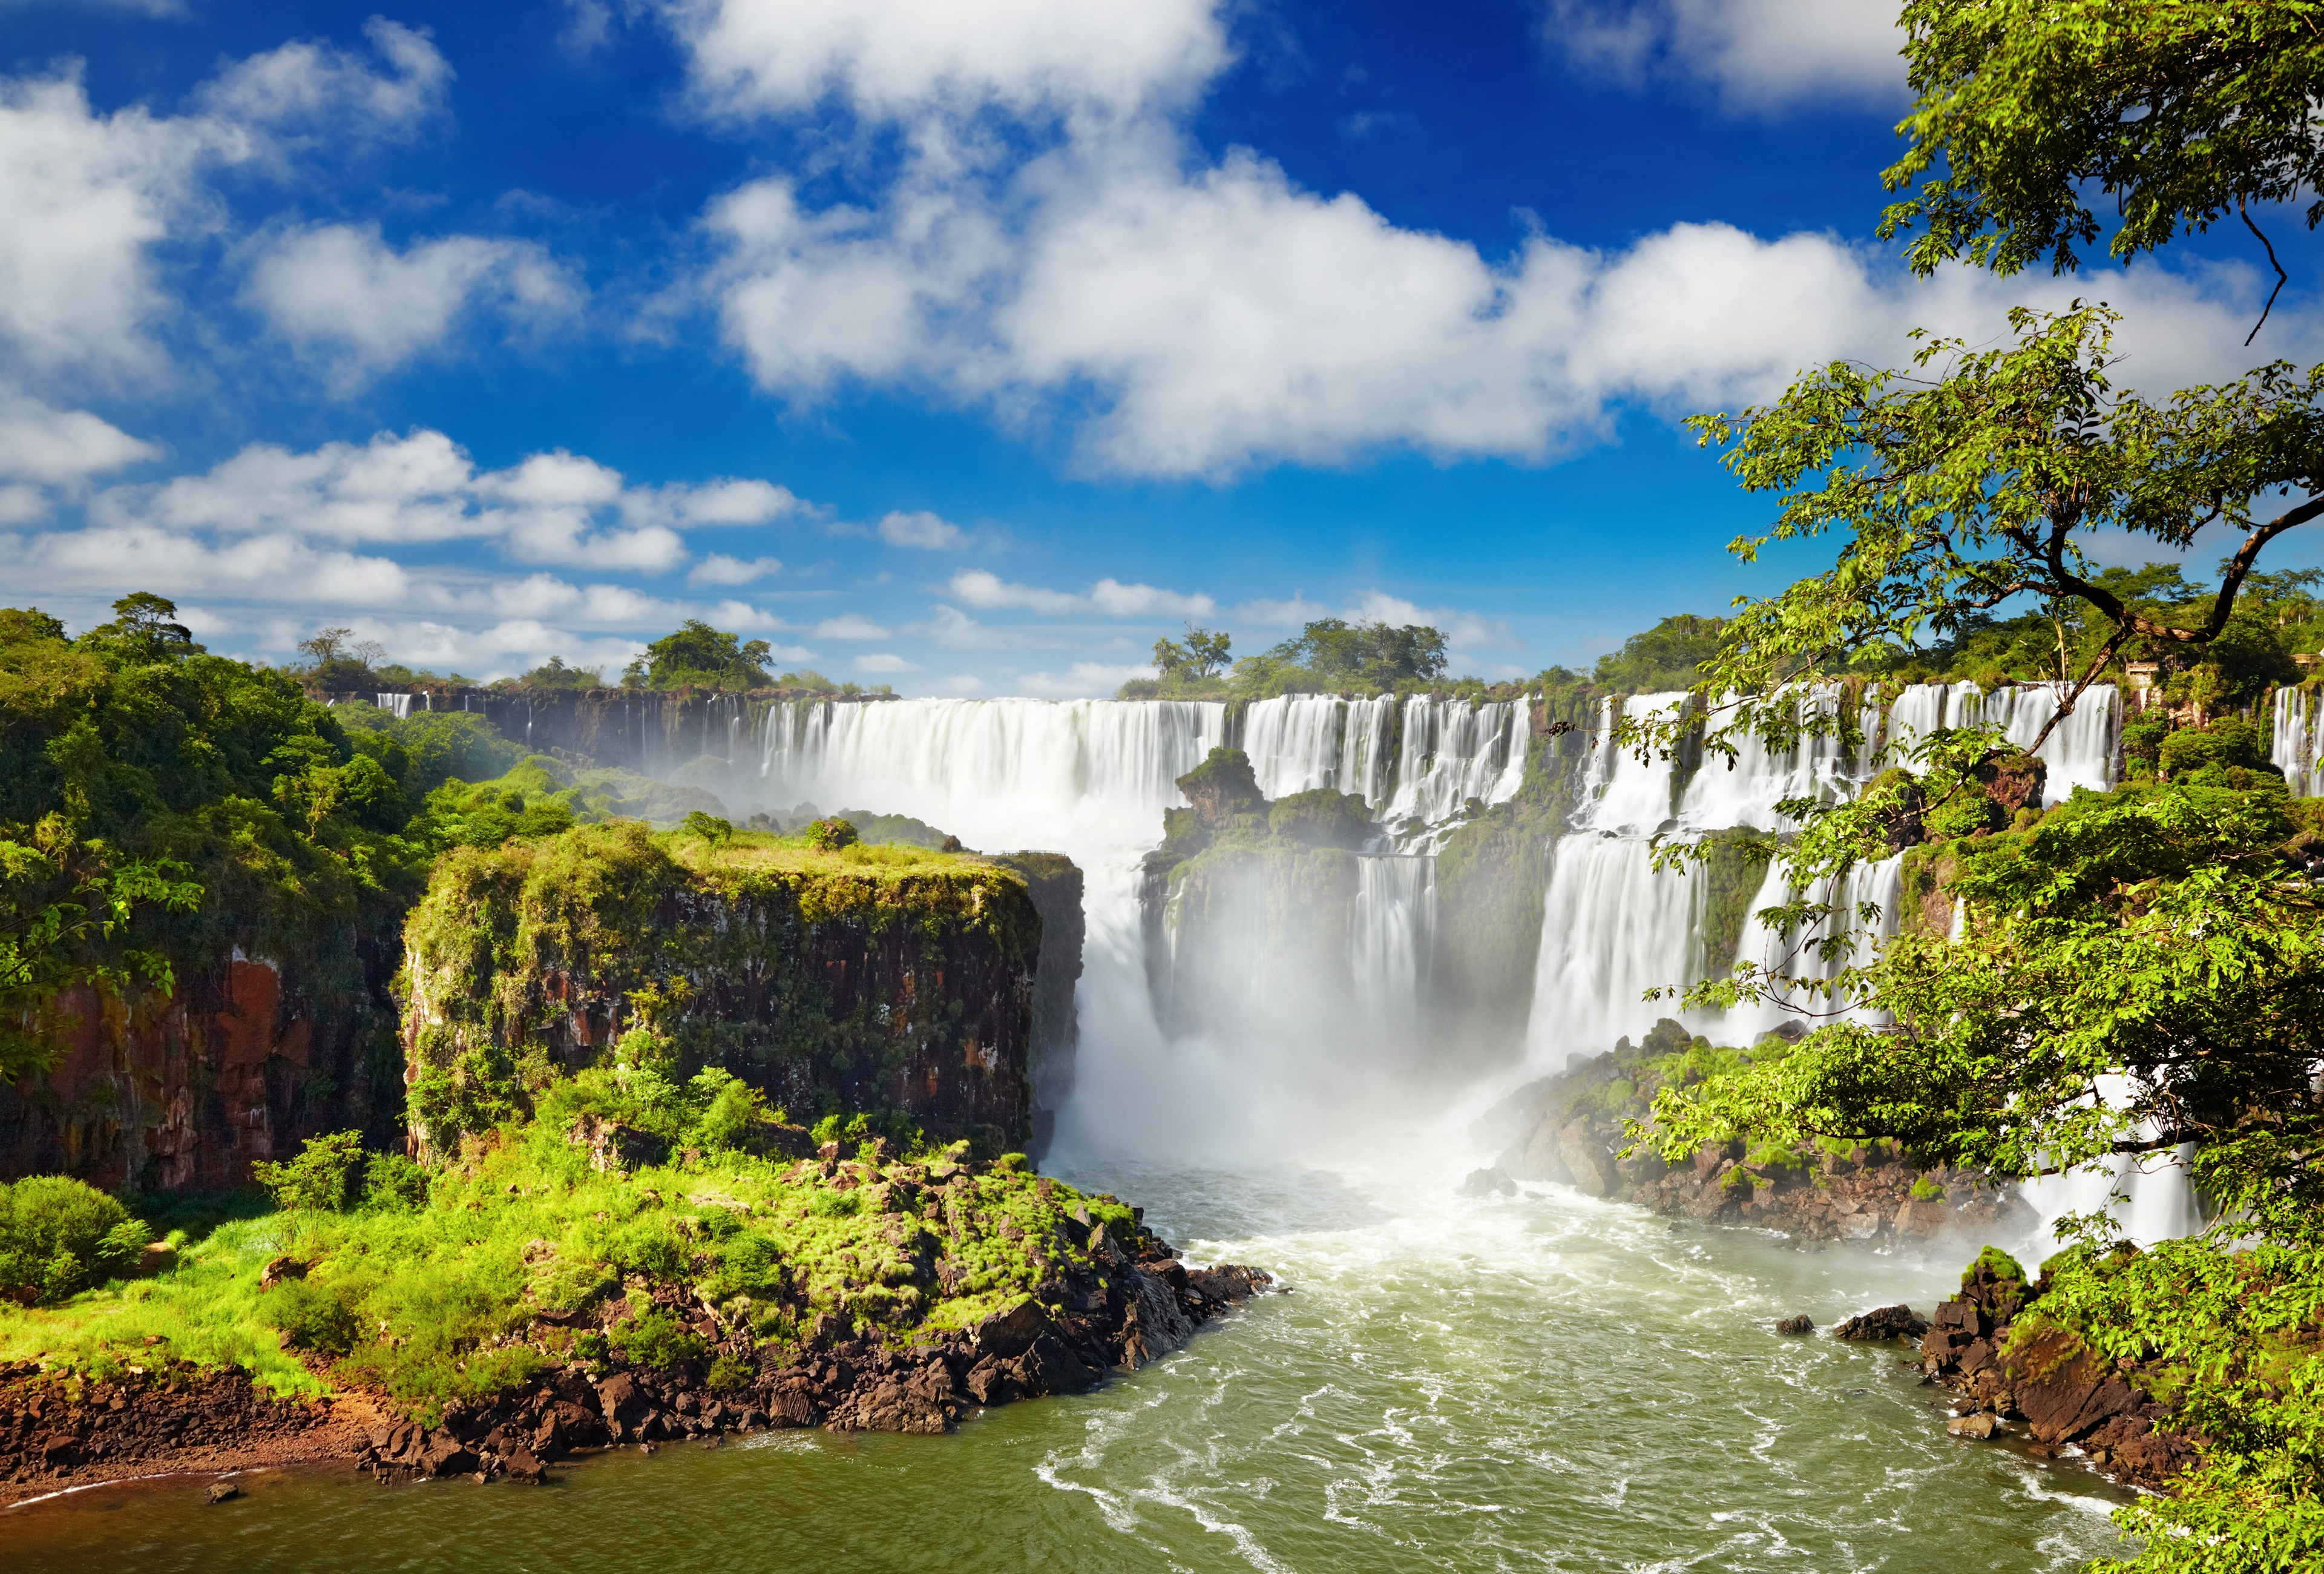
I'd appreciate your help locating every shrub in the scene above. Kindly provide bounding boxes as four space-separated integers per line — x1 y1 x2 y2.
0 1176 148 1305
252 1130 366 1212
807 817 859 851
615 1308 706 1368
706 1354 755 1394
263 1276 363 1356
363 1151 430 1211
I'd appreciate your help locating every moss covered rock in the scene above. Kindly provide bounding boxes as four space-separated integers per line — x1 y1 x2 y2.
401 823 1045 1156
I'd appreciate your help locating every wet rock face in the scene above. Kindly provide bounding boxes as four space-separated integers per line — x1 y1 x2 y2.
1919 1259 2197 1490
0 950 403 1190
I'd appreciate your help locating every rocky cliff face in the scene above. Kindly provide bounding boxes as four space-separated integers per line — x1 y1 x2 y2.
0 950 402 1191
993 853 1084 1159
401 824 1059 1153
1473 1018 2036 1248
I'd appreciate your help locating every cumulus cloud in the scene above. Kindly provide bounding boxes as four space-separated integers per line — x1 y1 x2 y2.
690 553 783 584
947 567 1213 617
1542 0 1906 109
657 0 1227 122
876 509 965 548
194 18 453 148
87 427 816 579
852 651 918 674
677 0 2303 480
0 21 455 386
815 611 891 639
245 223 581 378
1018 659 1154 696
0 388 157 486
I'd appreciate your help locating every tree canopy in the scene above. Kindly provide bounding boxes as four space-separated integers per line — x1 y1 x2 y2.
622 621 775 691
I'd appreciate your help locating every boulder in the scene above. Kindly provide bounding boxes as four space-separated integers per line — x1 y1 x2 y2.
973 1296 1055 1359
205 1479 241 1503
1459 1167 1516 1197
567 1113 668 1176
257 1256 307 1291
1833 1305 1930 1342
1946 1412 1997 1440
1774 1314 1813 1335
594 1372 655 1441
1558 1120 1613 1197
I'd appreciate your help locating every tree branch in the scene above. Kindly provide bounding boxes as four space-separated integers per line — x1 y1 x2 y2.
2242 203 2291 347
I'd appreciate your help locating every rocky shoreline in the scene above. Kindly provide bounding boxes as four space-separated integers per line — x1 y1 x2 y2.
3 1228 1272 1504
1913 1250 2194 1491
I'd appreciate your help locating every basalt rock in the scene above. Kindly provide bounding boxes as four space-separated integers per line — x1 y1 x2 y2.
1833 1304 1930 1342
1919 1251 2197 1491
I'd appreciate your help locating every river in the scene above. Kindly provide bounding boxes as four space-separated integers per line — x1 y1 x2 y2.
5 1150 2132 1572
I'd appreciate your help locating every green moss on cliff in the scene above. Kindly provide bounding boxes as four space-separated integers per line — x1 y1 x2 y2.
401 823 1040 1153
1698 832 1777 979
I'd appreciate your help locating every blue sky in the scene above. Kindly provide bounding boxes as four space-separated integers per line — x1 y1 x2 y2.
3 0 2317 694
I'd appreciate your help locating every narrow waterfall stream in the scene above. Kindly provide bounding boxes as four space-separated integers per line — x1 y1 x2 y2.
8 684 2178 1568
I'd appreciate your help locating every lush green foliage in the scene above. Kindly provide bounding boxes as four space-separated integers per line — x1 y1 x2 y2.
1152 625 1232 680
0 596 438 1076
0 1102 1135 1411
252 1130 368 1213
622 619 774 691
1592 614 1727 694
0 1176 148 1305
1883 0 2324 280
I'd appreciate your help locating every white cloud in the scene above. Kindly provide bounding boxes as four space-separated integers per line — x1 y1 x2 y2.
657 477 806 525
245 223 582 378
946 567 1212 617
0 388 157 485
815 611 891 639
680 1 2303 481
933 673 986 694
690 553 783 584
1345 590 1511 651
90 429 824 578
876 509 964 548
853 651 919 673
0 72 234 380
193 17 453 149
1018 659 1153 696
0 22 451 386
1235 593 1332 627
657 0 1227 122
1542 0 1906 110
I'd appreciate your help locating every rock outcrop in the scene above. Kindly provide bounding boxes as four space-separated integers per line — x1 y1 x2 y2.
1919 1249 2197 1490
0 948 403 1191
402 825 1057 1154
1480 1019 2037 1246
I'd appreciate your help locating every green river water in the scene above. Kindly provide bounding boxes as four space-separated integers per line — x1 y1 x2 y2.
2 1157 2132 1573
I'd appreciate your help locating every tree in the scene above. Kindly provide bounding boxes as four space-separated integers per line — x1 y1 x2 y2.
295 626 387 691
1152 625 1232 680
1593 614 1725 693
1262 618 1448 689
626 621 774 691
252 1130 367 1212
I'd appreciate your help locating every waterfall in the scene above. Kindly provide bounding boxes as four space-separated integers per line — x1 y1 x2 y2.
1719 853 1906 1040
1678 687 1875 832
1385 694 1532 824
1240 694 1397 805
1524 837 1706 1058
2275 687 2323 796
1883 681 2122 803
375 692 414 720
1351 854 1435 1028
1578 692 1690 833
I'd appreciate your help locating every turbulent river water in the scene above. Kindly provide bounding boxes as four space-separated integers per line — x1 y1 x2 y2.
8 1148 2133 1572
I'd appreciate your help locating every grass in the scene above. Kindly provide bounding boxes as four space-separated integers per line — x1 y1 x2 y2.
0 1112 1141 1411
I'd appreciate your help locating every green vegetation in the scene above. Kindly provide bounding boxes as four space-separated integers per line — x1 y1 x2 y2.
0 1110 1135 1411
622 619 775 691
1122 614 1497 702
0 1176 149 1305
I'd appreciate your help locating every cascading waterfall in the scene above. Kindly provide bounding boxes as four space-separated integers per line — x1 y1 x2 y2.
375 692 415 721
1384 694 1531 825
1351 854 1435 1031
2276 685 2324 797
1516 679 2194 1243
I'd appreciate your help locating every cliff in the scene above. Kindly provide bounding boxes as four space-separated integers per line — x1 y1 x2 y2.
992 853 1084 1159
401 824 1054 1153
0 953 403 1193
